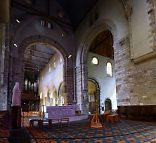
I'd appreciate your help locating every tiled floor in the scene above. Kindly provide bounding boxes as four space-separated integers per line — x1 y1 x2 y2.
1 115 156 143
27 120 156 143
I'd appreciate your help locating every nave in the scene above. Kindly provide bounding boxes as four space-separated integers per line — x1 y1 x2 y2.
1 111 156 143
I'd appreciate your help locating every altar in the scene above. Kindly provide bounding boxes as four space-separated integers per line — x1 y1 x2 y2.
46 105 75 119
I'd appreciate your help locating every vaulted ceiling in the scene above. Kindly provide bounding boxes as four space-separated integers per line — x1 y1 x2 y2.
11 0 98 80
11 0 98 29
24 44 56 74
11 0 97 80
89 30 114 59
57 0 98 28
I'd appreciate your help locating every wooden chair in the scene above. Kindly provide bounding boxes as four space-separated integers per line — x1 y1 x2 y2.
51 118 60 127
106 114 120 123
0 113 5 127
29 119 43 128
59 117 70 127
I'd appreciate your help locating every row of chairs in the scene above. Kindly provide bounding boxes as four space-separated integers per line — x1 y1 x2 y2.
29 117 70 129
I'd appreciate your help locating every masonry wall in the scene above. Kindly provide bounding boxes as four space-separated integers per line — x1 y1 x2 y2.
87 52 117 110
75 0 128 112
131 0 152 59
115 37 156 105
75 0 156 110
0 0 10 110
7 0 76 108
39 52 64 105
0 24 8 110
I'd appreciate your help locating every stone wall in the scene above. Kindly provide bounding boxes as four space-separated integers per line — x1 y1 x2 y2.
75 0 128 113
75 64 88 113
115 36 156 106
0 24 9 110
75 0 156 110
8 3 76 106
118 105 156 121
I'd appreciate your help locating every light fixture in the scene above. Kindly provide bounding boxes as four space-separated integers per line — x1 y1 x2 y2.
14 43 17 47
68 55 72 58
61 33 64 37
16 19 20 23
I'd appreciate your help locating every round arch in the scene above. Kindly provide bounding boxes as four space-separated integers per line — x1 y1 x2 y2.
58 82 67 105
75 19 118 114
19 35 68 61
76 19 117 66
88 78 100 114
12 35 74 105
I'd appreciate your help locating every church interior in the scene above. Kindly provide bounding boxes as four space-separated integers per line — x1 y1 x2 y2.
0 0 156 142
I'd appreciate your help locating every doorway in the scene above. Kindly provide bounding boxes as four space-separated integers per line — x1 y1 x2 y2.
105 98 112 112
88 79 100 114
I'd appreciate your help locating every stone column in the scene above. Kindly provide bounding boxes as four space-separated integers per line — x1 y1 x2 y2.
76 64 89 114
64 57 75 105
0 0 10 111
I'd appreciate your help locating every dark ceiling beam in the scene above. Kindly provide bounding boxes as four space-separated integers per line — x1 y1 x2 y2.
12 0 41 15
24 53 50 61
47 0 50 16
24 60 45 66
24 67 40 73
12 0 72 28
24 66 39 70
73 0 98 29
24 63 44 69
23 61 45 69
24 69 36 72
24 69 40 74
26 48 53 56
91 34 112 52
24 58 48 64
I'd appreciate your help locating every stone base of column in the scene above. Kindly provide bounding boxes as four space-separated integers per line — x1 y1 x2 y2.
11 106 21 129
8 128 31 143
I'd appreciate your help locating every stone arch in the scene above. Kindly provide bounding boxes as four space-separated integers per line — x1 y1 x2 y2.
19 35 68 60
81 24 115 64
76 19 117 66
75 19 118 114
88 78 100 114
58 82 67 105
11 35 74 105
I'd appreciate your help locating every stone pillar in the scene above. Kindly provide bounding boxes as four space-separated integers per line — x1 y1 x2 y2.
65 57 74 105
11 106 21 129
75 66 82 108
0 0 10 111
66 67 74 104
0 0 9 23
76 64 89 114
0 24 7 110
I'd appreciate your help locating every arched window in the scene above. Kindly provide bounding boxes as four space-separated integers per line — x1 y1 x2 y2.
91 56 99 65
106 62 112 77
40 92 43 99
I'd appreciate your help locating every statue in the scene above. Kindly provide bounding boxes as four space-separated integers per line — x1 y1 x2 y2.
9 82 22 141
11 82 21 106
